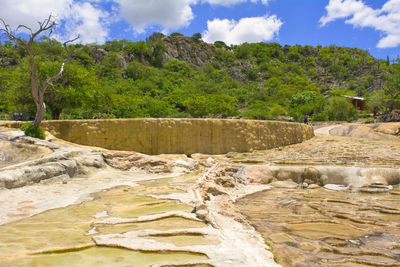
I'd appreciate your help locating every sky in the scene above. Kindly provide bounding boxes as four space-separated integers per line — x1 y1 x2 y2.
0 0 399 60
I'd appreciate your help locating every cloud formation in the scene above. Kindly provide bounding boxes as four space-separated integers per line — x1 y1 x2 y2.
320 0 400 48
65 2 109 44
0 0 109 44
115 0 194 34
115 0 269 34
0 0 276 44
202 15 282 45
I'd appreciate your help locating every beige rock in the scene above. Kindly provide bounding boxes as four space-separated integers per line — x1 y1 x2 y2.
103 150 171 173
204 157 216 167
171 158 199 173
307 184 320 189
196 209 208 220
59 160 78 177
200 181 228 196
301 167 320 185
215 176 236 188
324 184 349 192
275 168 303 183
374 122 400 136
36 118 314 155
0 162 67 189
270 180 298 189
245 165 274 184
75 153 105 169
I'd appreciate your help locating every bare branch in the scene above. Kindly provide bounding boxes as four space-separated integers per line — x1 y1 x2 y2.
30 15 57 41
42 35 79 92
0 18 27 46
17 24 33 35
63 35 80 60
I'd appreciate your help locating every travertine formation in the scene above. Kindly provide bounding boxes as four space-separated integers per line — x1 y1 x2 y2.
0 123 399 266
2 119 314 155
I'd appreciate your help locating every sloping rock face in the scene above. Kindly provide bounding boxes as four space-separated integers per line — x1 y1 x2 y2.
2 119 314 155
328 122 400 140
0 130 199 189
163 36 216 68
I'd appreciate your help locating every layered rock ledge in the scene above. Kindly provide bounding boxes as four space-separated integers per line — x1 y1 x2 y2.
1 119 314 155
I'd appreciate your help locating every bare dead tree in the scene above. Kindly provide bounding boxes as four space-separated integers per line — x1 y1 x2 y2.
0 15 79 127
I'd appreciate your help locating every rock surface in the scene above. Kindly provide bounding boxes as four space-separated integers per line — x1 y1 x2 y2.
1 122 400 267
0 129 199 189
2 118 314 155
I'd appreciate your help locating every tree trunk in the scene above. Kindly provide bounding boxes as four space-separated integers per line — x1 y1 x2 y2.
26 47 45 128
33 102 45 127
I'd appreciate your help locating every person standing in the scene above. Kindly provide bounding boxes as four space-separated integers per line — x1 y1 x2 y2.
304 115 309 124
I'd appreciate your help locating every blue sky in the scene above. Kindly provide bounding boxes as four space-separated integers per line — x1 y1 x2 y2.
1 0 399 59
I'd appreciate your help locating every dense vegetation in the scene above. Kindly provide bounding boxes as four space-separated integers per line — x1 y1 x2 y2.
0 33 399 122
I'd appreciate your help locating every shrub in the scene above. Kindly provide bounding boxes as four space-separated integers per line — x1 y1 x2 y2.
214 41 228 49
21 123 46 140
363 118 375 124
326 96 358 122
312 112 328 121
170 32 184 37
191 33 202 40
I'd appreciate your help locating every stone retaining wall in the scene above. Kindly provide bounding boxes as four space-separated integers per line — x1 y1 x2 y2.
1 119 314 155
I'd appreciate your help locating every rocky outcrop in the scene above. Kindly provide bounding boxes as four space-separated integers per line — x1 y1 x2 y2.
0 145 106 189
102 150 198 173
328 123 400 140
163 36 215 68
0 130 199 189
103 150 172 173
374 122 400 136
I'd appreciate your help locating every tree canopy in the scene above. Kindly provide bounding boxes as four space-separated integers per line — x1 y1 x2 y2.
0 33 399 122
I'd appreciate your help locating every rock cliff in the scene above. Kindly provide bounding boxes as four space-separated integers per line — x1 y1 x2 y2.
23 119 314 155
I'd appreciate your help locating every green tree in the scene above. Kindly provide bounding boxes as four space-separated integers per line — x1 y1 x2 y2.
367 89 387 116
192 33 202 41
43 63 98 119
0 15 78 127
326 96 358 121
146 33 166 67
385 60 400 111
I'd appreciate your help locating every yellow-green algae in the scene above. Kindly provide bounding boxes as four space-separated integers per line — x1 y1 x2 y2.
0 173 212 266
2 247 207 267
147 234 220 247
95 217 206 235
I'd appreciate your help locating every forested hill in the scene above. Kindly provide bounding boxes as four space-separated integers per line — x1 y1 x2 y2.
0 32 399 122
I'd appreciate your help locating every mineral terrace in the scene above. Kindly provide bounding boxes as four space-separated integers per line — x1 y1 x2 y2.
0 120 399 267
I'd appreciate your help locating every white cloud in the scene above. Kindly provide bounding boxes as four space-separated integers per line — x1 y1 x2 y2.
200 0 268 6
202 15 282 45
319 0 366 26
114 0 270 34
0 0 109 44
115 0 194 34
320 0 400 48
0 0 276 44
64 2 109 44
0 0 72 29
